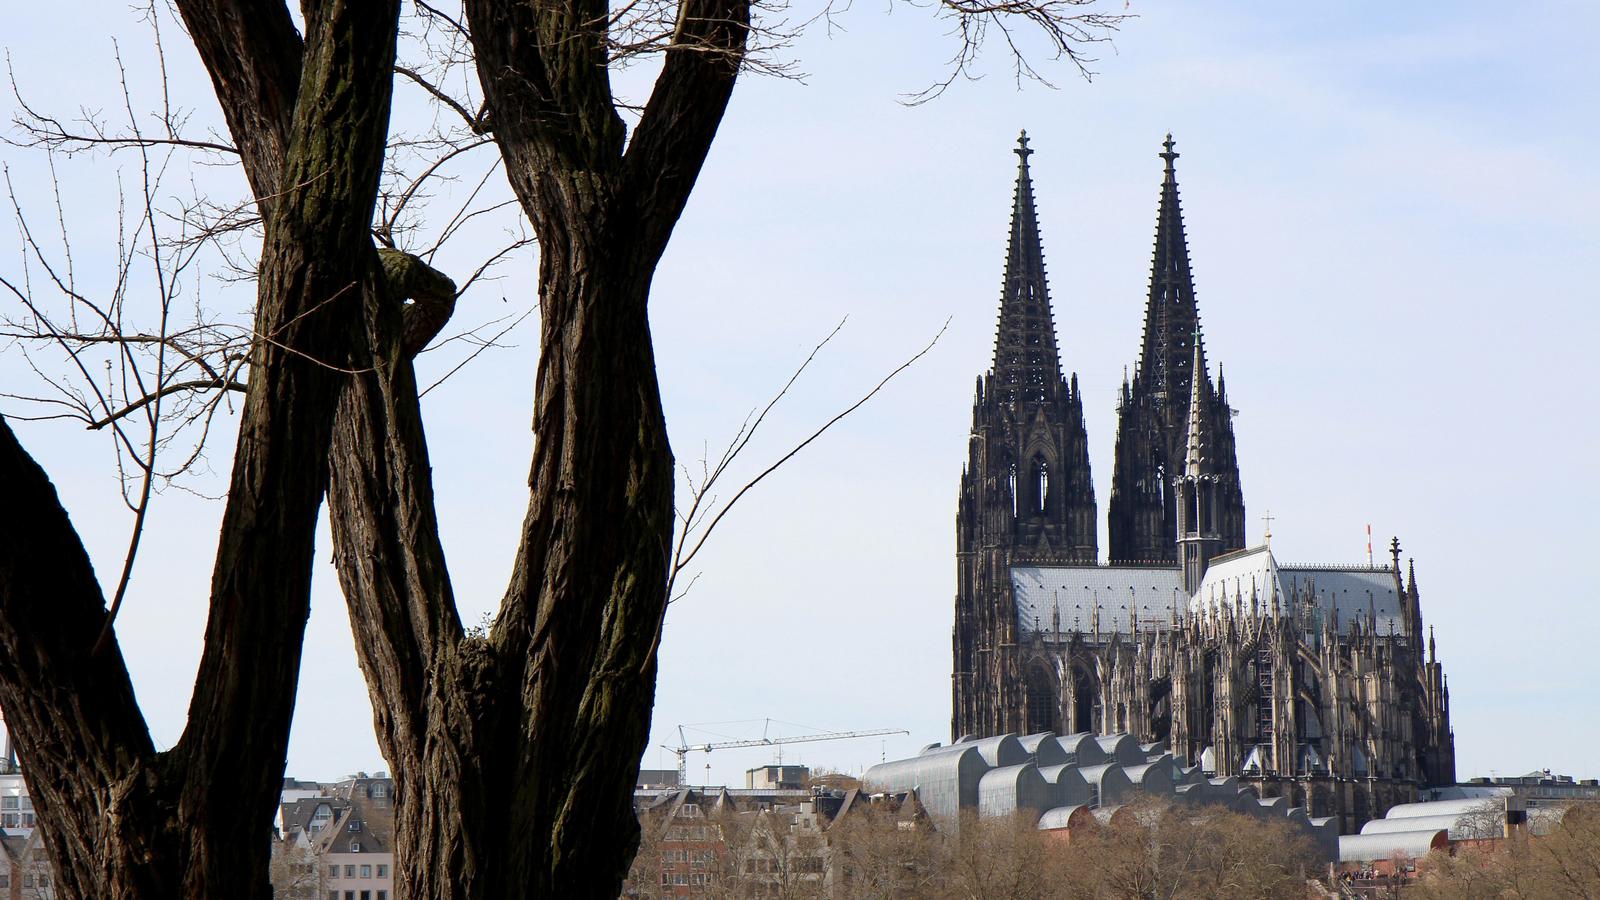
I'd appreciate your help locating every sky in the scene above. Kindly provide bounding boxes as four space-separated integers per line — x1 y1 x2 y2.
3 1 1597 788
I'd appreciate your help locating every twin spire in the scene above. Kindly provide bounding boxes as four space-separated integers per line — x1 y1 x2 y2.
991 131 1063 404
985 131 1245 566
990 129 1211 420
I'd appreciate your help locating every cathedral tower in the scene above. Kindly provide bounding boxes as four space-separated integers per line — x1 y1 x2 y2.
954 133 1096 739
1109 136 1245 565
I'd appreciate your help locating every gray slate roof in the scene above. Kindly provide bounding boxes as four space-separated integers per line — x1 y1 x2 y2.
1013 545 1406 636
1011 566 1185 635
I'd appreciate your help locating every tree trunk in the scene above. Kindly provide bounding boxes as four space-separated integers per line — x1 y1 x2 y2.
0 2 401 896
328 237 673 897
315 0 751 889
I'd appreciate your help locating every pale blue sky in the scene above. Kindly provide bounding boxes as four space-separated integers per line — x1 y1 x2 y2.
4 1 1596 786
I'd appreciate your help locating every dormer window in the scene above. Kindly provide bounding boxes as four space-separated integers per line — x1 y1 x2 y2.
349 820 362 832
351 841 361 853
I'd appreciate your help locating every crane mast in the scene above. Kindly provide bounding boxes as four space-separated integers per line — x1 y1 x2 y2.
661 722 908 785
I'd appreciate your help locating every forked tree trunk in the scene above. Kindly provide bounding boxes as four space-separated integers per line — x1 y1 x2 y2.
316 0 748 893
0 2 401 896
328 237 674 897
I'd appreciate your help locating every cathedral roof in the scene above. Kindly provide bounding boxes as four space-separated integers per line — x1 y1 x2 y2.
1012 545 1405 635
1010 565 1186 635
1189 545 1405 632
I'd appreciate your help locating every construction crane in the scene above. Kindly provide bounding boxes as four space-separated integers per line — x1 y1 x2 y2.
662 721 909 785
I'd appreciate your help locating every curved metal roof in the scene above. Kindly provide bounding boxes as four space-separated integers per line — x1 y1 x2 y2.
1036 763 1091 807
1036 804 1093 831
1362 813 1500 840
919 733 1028 768
1122 761 1174 796
1338 830 1448 863
1095 733 1144 765
1384 798 1501 820
1077 763 1135 807
978 763 1053 819
863 746 990 825
1017 733 1069 767
1057 732 1111 765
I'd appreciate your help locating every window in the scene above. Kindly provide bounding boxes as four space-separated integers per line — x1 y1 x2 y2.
361 892 371 900
377 894 387 900
1031 455 1049 516
24 874 35 888
329 865 340 879
1 796 16 809
351 842 362 852
0 874 9 888
370 784 386 798
346 866 356 878
376 865 388 879
349 820 363 832
330 893 338 900
345 892 355 900
360 865 372 879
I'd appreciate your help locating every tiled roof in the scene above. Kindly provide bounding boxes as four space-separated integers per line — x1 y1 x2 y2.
1014 546 1407 635
1011 565 1185 635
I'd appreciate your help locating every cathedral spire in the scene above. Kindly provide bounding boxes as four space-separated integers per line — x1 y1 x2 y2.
991 130 1062 404
1137 134 1202 408
1109 136 1244 565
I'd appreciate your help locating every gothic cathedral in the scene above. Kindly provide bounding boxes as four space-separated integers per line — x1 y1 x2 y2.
952 134 1455 831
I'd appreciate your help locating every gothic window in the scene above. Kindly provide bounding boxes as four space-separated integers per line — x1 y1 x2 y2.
1072 666 1098 734
1024 665 1057 735
1030 455 1049 516
1007 465 1018 519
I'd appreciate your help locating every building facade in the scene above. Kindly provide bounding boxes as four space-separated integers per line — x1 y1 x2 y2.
952 134 1455 832
273 774 396 900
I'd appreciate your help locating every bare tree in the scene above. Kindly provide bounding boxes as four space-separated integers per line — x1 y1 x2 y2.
1412 803 1600 900
1 2 403 896
267 845 323 900
1 0 1128 898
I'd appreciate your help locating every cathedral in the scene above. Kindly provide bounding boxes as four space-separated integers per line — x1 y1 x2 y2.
951 133 1455 831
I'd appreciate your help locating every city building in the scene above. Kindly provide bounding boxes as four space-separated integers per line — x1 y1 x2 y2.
746 765 810 790
952 134 1455 833
1444 770 1600 808
0 828 53 900
0 726 34 841
273 773 396 900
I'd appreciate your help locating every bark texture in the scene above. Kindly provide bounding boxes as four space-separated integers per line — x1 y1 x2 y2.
319 0 751 894
5 0 747 893
0 2 401 896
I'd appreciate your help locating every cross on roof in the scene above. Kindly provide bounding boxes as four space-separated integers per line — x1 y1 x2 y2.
1160 133 1179 170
